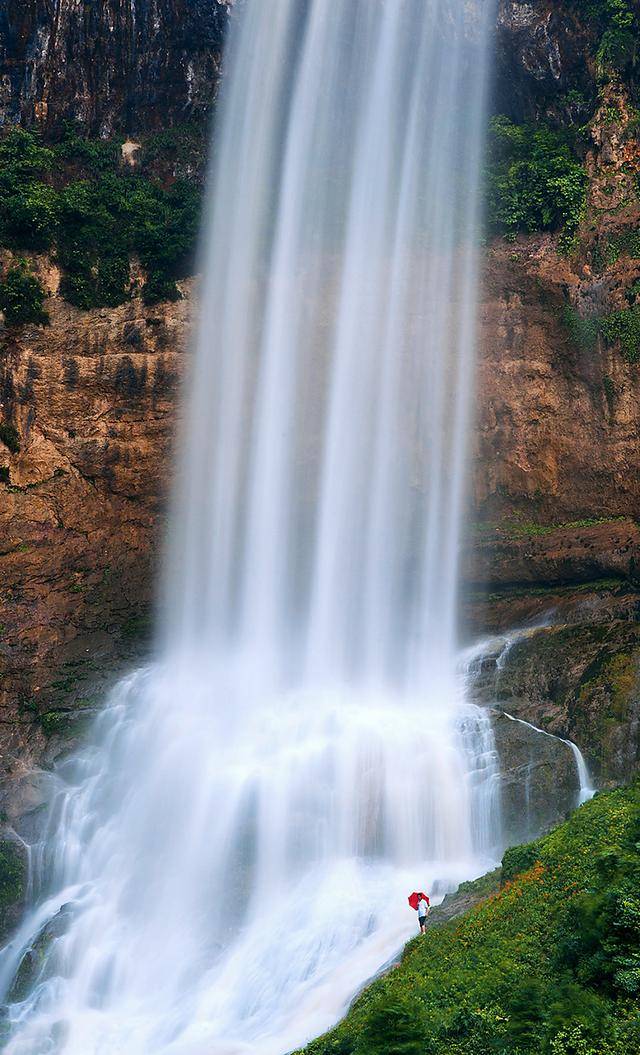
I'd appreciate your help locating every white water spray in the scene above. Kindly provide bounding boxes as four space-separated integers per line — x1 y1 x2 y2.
0 2 499 1052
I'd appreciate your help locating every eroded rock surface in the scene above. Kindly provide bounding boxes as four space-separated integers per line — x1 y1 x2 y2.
495 0 598 124
0 278 192 775
0 0 232 136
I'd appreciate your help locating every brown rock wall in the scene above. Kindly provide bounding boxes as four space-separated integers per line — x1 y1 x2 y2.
475 238 640 525
0 278 192 769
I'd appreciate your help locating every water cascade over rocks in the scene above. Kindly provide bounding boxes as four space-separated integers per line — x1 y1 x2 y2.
0 2 502 1052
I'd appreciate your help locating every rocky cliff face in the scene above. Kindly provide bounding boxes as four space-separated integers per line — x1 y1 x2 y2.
0 0 232 136
0 270 191 789
495 0 600 125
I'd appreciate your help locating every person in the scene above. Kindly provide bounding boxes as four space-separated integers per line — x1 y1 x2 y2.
417 894 430 934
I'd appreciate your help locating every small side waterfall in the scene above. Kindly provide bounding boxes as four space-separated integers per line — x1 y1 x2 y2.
0 3 500 1053
463 629 596 808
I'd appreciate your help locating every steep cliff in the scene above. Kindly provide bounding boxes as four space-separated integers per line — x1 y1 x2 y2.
0 0 232 136
0 277 190 792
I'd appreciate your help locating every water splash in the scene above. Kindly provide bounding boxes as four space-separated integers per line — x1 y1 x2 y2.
0 2 499 1052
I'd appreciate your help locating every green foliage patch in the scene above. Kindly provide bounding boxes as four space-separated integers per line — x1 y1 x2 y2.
486 117 588 238
0 126 202 311
0 423 20 454
566 0 638 78
564 304 640 363
595 227 640 269
0 261 49 326
300 786 640 1055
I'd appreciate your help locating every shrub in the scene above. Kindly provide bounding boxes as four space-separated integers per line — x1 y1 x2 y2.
566 0 638 77
354 992 429 1055
563 307 601 352
596 1 637 77
2 182 60 250
486 117 588 237
0 127 54 184
54 123 121 174
501 840 541 883
557 833 640 997
0 262 49 326
595 228 640 269
0 423 20 454
601 308 640 363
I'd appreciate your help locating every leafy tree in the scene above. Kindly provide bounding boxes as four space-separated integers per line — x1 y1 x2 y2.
355 992 430 1055
486 117 588 237
0 261 49 326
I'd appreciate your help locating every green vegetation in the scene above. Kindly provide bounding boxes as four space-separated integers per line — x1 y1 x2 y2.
120 613 153 639
486 117 588 238
140 123 209 178
489 514 628 541
485 1 638 243
595 227 640 270
564 305 640 363
38 708 94 738
0 839 25 940
0 125 202 312
566 0 638 78
0 423 20 454
0 260 48 326
595 1 638 78
301 786 640 1055
601 307 640 362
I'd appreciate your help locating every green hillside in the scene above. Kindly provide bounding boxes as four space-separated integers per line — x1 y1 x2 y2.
301 785 640 1055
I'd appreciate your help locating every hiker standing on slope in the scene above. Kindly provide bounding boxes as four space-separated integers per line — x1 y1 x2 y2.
408 891 431 934
417 894 430 934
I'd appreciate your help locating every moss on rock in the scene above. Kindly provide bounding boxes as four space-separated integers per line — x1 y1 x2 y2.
0 837 26 942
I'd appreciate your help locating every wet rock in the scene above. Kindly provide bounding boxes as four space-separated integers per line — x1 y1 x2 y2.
478 623 640 787
475 235 640 532
7 903 73 1003
0 282 193 820
0 0 233 136
0 834 26 942
491 709 580 847
495 0 597 124
466 520 640 592
429 868 502 927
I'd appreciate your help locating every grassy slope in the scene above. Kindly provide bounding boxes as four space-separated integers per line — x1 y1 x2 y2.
300 785 640 1055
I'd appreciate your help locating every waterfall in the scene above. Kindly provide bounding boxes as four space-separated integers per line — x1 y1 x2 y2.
462 629 596 808
0 2 499 1053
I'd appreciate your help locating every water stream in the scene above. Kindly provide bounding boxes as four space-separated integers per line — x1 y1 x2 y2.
0 2 504 1052
462 629 595 806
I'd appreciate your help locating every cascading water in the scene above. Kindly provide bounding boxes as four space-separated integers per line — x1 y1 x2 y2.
0 2 500 1052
